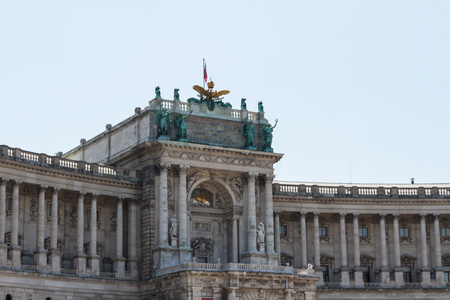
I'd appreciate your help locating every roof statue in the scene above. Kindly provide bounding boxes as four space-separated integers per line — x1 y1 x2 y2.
191 81 231 111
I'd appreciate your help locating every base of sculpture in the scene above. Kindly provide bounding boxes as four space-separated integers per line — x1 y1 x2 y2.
380 268 390 287
114 257 126 278
240 252 267 265
178 138 188 143
354 268 364 288
33 248 48 272
267 253 278 266
89 255 100 276
157 136 170 141
0 243 8 267
245 146 257 151
262 147 273 153
9 245 21 270
74 254 87 276
340 268 350 287
421 268 431 287
49 250 61 273
153 246 180 269
394 267 404 287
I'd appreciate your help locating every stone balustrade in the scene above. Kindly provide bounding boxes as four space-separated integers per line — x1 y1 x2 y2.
0 145 137 181
274 182 450 198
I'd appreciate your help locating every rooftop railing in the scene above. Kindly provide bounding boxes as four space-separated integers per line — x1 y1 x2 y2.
274 183 450 199
0 145 137 182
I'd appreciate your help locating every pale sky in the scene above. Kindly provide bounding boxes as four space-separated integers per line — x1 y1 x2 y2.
1 1 449 184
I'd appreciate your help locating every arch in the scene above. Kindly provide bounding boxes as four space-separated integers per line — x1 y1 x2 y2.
187 176 238 207
5 295 12 300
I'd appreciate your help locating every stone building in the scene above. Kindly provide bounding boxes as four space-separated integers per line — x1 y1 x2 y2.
0 89 449 299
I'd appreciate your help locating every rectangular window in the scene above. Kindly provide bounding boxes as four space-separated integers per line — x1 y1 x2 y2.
359 227 368 238
48 203 52 217
7 198 12 211
319 226 327 237
441 227 450 237
279 225 287 236
444 267 450 283
400 226 409 238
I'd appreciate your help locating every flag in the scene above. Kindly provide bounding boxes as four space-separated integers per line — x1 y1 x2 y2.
203 59 208 83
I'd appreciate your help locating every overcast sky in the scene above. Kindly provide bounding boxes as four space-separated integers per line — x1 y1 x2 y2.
1 1 449 184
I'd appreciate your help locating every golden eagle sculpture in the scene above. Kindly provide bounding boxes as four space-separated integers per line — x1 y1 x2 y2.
192 81 230 111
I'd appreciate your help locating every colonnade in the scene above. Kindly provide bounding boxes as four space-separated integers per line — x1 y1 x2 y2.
273 211 446 287
0 178 138 278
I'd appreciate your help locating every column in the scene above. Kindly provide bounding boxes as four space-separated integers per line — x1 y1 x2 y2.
34 185 48 271
300 211 307 268
74 192 86 274
128 199 138 278
49 188 61 273
232 216 239 263
339 213 349 287
274 211 281 265
178 165 189 248
434 214 445 286
353 213 363 287
420 213 431 286
0 179 7 266
313 212 323 284
89 194 100 276
379 213 390 285
393 213 404 287
10 181 21 269
247 172 257 253
265 174 276 259
158 164 170 247
114 197 125 278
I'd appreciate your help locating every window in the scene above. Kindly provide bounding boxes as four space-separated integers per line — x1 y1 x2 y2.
190 189 213 207
319 226 327 237
7 198 12 211
322 265 329 282
403 266 412 282
361 266 370 282
48 203 52 217
444 267 450 283
6 295 12 300
400 226 409 238
442 227 450 237
279 225 287 236
359 227 368 238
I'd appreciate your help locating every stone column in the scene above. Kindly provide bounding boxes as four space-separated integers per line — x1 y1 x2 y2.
353 213 363 287
247 172 257 253
114 197 125 278
128 199 139 278
339 213 349 287
379 213 390 286
265 174 276 263
300 211 307 268
274 211 281 265
34 185 48 272
10 181 21 269
0 179 8 266
89 194 100 276
232 216 239 263
434 213 445 286
420 213 431 286
158 164 170 247
313 212 323 284
393 213 404 287
178 165 189 248
50 188 61 273
74 192 87 274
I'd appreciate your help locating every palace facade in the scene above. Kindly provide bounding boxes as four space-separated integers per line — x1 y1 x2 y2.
0 91 449 299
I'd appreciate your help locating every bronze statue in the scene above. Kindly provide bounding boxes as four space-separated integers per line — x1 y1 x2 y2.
155 106 171 137
261 119 278 152
155 86 161 99
242 116 256 149
192 81 230 111
241 98 247 110
258 101 264 113
174 88 180 101
174 110 193 140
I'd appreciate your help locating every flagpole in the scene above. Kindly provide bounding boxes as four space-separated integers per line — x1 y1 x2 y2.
203 58 205 89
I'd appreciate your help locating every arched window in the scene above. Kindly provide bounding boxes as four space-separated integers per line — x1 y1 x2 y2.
6 295 12 300
190 189 213 207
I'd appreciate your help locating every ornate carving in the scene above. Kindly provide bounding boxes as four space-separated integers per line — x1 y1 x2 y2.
69 205 77 228
193 222 211 232
191 237 214 259
281 252 293 266
111 211 117 232
44 237 64 253
167 179 173 200
29 199 37 222
224 176 243 203
187 172 203 192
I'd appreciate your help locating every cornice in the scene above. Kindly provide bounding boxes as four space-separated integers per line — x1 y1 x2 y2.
273 195 450 205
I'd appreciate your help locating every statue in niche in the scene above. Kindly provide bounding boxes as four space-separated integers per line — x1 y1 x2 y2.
174 88 180 100
155 86 161 98
242 116 256 149
258 101 264 113
257 222 265 245
174 110 193 140
260 119 278 152
241 98 247 110
155 105 171 138
169 215 178 243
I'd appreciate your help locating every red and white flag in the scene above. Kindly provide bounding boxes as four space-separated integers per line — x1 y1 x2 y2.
203 59 208 83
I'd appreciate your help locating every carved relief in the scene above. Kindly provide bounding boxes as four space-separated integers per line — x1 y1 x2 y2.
187 172 203 192
193 222 211 232
29 199 37 222
191 237 214 260
44 237 64 253
84 242 104 257
224 176 243 203
111 211 117 232
69 205 77 228
5 232 23 247
281 252 293 266
168 179 173 200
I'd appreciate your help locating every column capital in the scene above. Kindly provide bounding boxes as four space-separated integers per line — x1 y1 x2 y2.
117 197 124 203
353 213 360 218
14 180 22 187
379 213 386 219
52 187 61 195
313 211 320 217
157 163 171 173
300 211 307 217
265 174 275 183
91 193 99 200
339 212 347 218
0 178 9 186
392 213 400 219
39 185 48 192
179 165 189 175
420 213 427 219
434 213 441 219
78 191 87 198
129 198 140 204
247 172 258 181
274 210 281 216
